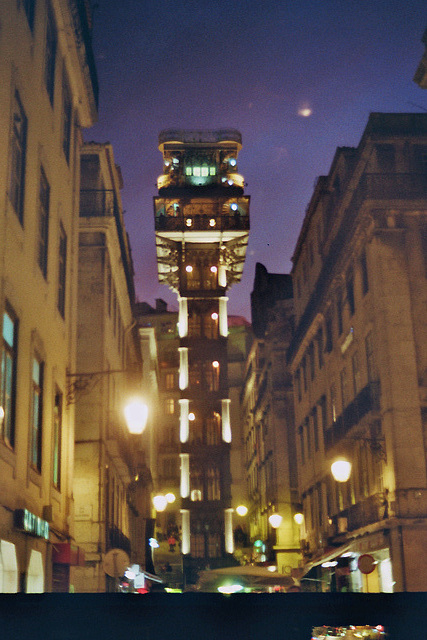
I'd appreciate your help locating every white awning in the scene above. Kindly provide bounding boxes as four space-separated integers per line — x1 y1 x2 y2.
0 540 18 593
27 549 44 593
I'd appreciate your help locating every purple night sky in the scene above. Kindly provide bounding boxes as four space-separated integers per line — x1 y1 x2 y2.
85 0 427 321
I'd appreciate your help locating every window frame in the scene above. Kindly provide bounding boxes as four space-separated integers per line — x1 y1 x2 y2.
57 223 67 317
52 390 62 489
9 90 27 223
30 355 44 472
1 304 19 448
38 166 50 278
44 3 57 105
61 70 72 163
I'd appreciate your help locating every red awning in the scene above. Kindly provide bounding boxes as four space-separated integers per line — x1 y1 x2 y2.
52 543 85 566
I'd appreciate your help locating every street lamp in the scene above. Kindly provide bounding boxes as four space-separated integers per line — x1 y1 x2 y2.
236 505 248 517
294 512 304 525
268 513 283 529
124 399 149 435
152 495 168 512
331 458 352 482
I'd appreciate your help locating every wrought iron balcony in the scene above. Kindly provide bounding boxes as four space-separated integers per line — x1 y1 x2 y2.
324 382 381 450
330 492 385 534
154 197 250 233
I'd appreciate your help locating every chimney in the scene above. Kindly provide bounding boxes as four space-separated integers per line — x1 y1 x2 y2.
155 298 167 312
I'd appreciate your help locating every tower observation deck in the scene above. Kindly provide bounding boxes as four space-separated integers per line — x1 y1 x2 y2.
153 129 250 573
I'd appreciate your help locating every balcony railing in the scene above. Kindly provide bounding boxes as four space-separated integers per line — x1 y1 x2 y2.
80 189 118 217
155 213 249 232
330 492 384 534
156 172 245 191
324 382 381 449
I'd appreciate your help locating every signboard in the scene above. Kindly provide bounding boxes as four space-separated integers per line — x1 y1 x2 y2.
358 554 376 574
14 509 49 540
103 548 129 578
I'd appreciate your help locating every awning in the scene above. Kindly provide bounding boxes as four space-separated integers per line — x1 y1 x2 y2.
52 542 85 566
301 543 354 579
26 549 44 593
0 540 18 593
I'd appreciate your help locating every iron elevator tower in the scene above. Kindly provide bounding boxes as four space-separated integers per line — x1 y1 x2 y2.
153 129 250 569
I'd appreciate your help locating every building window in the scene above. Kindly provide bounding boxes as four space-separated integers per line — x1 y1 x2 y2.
346 272 355 315
165 372 175 390
162 457 178 479
192 533 205 558
208 533 221 558
336 290 343 335
38 167 50 278
62 72 72 163
340 367 348 409
52 391 62 489
106 260 112 316
302 259 308 283
365 331 378 382
360 250 369 295
317 328 324 369
206 412 221 445
57 224 67 317
305 418 311 458
1 306 18 448
23 0 36 31
308 343 315 381
312 407 319 452
309 241 314 266
44 4 57 104
352 351 361 396
207 467 220 501
9 91 27 223
325 314 333 352
165 398 175 415
298 425 305 465
319 395 327 432
30 356 44 471
330 383 337 423
295 369 302 402
302 357 307 392
376 144 395 172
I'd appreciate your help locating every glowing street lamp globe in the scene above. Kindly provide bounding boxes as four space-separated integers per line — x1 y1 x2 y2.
331 458 352 482
236 505 248 516
165 492 176 504
124 399 148 435
294 512 304 525
152 495 168 512
268 513 283 529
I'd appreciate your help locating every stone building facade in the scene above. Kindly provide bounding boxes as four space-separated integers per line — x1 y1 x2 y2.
240 263 301 574
0 0 97 592
288 113 427 592
71 143 144 592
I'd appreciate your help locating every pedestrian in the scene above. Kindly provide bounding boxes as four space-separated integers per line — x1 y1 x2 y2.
168 535 176 552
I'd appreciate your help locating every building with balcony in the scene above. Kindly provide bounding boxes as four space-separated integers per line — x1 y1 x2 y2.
0 0 97 592
71 143 145 592
240 263 301 574
153 129 250 582
288 113 427 592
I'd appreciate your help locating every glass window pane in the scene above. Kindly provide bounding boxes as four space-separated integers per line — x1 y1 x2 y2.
3 313 14 347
